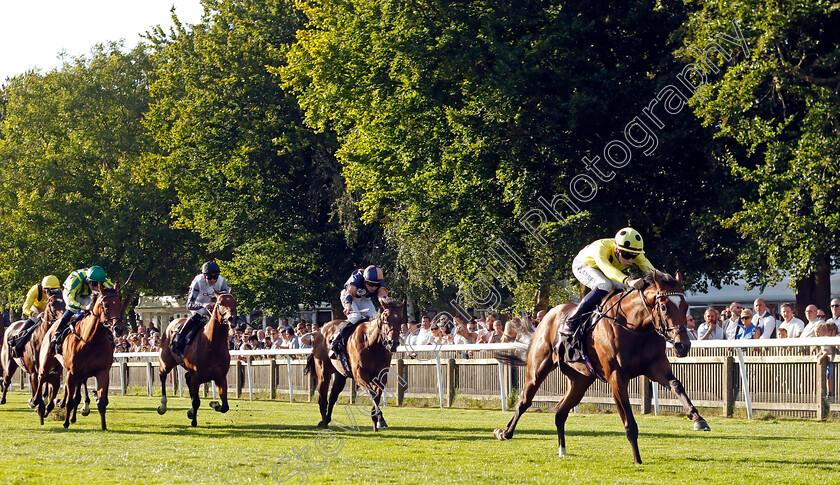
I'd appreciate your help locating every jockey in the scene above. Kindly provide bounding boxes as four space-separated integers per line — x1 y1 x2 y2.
49 266 114 353
329 265 389 358
9 275 62 357
171 261 230 357
559 227 657 337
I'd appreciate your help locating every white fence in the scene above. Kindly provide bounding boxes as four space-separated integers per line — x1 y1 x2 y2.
11 338 840 419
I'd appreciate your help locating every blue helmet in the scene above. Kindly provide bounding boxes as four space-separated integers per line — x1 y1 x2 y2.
363 265 383 283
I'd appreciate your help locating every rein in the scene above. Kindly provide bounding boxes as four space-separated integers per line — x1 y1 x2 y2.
72 293 123 345
594 287 685 343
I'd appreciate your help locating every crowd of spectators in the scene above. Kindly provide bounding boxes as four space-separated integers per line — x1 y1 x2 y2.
687 297 840 343
400 311 546 348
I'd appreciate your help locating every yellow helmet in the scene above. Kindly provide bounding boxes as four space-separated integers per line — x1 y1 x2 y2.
614 227 644 254
41 275 61 289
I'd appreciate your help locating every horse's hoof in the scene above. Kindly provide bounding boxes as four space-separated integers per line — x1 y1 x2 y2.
157 405 167 415
27 400 36 409
694 419 710 432
316 421 328 429
493 429 509 441
63 422 69 429
191 420 197 427
377 420 388 429
559 446 567 458
209 401 219 410
187 409 195 420
80 407 90 417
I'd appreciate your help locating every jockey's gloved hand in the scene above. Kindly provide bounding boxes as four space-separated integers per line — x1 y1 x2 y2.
626 278 645 290
343 305 352 316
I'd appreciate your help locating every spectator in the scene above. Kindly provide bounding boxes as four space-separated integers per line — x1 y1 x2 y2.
429 324 446 345
685 313 698 340
488 320 505 343
816 322 837 395
738 309 760 339
405 320 421 346
800 304 825 338
501 319 518 343
465 321 479 342
778 302 805 338
453 319 475 345
722 302 743 339
399 323 410 344
752 298 776 339
829 298 840 332
249 334 262 350
698 307 723 340
416 316 433 345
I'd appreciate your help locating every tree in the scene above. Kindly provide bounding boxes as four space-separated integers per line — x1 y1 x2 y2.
0 43 202 312
282 0 741 313
681 0 840 312
144 0 360 315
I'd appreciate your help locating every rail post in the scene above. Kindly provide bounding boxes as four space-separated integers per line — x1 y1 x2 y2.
723 356 734 417
269 358 278 400
447 358 456 407
818 354 829 420
396 359 405 406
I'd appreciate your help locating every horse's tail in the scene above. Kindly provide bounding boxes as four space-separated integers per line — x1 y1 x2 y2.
495 341 531 366
304 353 315 376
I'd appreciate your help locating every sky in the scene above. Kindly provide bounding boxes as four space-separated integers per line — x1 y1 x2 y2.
0 1 205 83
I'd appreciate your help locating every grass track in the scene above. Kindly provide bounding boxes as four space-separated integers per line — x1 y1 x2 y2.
0 390 838 484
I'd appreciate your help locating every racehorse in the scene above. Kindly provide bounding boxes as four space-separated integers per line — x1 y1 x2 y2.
304 298 402 431
493 270 709 465
36 286 126 429
157 291 237 427
0 293 65 407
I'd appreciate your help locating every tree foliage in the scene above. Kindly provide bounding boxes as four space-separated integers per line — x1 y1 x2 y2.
681 0 840 296
143 0 359 315
282 0 740 311
0 43 201 311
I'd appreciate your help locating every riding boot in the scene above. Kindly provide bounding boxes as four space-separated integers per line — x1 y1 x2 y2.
11 317 38 358
329 321 360 357
559 288 609 336
172 313 204 357
50 310 75 354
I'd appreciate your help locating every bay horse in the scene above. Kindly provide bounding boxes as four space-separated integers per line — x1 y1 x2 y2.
157 291 237 427
493 270 709 464
36 286 126 429
0 293 65 407
304 298 402 431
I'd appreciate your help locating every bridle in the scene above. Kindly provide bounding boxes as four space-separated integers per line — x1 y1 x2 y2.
72 292 123 344
595 286 685 344
375 308 400 351
212 293 238 328
637 289 685 344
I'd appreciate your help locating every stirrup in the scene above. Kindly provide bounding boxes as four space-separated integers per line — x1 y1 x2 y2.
559 322 576 336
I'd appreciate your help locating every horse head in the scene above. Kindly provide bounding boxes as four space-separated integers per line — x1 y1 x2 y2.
93 286 126 337
212 291 238 329
378 298 403 352
639 270 691 357
42 290 66 324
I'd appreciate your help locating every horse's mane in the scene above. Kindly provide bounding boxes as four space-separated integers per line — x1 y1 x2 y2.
642 270 678 287
380 297 398 310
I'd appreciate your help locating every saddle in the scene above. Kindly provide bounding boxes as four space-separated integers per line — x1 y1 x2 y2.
328 318 369 376
554 290 620 381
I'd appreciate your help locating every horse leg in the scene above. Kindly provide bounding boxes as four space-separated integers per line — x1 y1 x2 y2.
185 372 200 427
209 375 229 413
325 374 347 428
647 364 710 431
554 368 595 458
609 374 642 465
70 385 82 424
1 359 18 405
63 375 79 429
494 345 557 441
80 380 91 417
43 375 59 419
315 374 331 428
95 370 110 430
27 372 39 408
157 355 175 415
368 385 385 432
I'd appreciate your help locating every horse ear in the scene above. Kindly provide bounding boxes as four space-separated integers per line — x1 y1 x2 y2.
675 270 683 286
114 282 120 292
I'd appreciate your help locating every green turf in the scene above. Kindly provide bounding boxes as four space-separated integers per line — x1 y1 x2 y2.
0 390 838 484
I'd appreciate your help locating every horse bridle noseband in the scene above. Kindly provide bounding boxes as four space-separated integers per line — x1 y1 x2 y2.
638 289 685 344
